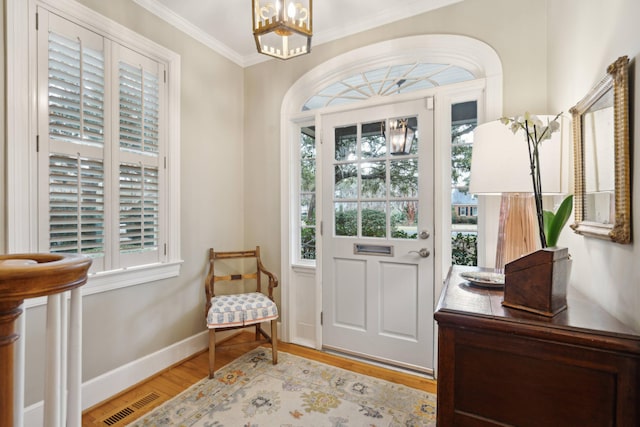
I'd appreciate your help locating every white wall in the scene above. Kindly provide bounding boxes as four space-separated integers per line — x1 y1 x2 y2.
548 0 640 330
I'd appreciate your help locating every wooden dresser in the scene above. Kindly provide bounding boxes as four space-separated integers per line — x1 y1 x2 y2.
434 266 640 426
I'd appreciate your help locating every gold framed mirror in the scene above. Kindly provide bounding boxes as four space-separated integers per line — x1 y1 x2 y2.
570 56 631 243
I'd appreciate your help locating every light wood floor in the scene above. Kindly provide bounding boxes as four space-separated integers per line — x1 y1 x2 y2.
82 332 437 426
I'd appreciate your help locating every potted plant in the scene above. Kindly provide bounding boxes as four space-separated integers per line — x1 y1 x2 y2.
498 113 573 317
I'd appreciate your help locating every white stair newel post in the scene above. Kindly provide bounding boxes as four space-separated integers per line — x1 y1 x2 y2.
67 288 82 427
14 304 25 427
60 292 69 425
43 293 62 427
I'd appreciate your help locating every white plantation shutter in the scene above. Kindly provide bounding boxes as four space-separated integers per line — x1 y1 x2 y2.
38 10 169 273
119 163 159 253
41 14 107 272
49 154 104 254
48 31 105 147
119 62 160 154
115 46 164 267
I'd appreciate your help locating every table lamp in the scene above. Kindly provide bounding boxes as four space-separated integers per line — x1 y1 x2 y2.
469 117 566 271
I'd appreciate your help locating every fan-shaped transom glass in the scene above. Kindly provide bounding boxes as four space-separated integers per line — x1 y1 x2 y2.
302 63 475 111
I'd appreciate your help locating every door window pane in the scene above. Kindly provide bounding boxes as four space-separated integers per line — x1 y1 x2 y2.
391 201 418 239
335 202 358 236
335 164 358 199
361 202 387 238
390 159 418 197
361 121 386 158
335 125 357 161
360 161 386 198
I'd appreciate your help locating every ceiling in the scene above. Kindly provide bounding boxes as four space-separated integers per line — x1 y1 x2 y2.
133 0 462 67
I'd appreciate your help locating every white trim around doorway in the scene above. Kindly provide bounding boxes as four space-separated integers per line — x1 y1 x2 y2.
280 35 503 374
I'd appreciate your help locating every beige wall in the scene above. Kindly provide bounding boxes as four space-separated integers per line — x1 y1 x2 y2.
548 0 640 330
243 0 549 304
13 0 247 404
7 0 639 408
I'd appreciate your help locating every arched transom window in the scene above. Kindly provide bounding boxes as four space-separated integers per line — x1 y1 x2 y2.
302 63 475 111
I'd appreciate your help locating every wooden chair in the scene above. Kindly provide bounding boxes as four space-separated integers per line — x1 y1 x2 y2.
204 246 278 378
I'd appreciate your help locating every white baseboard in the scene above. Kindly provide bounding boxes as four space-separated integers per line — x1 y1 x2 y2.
81 330 212 409
23 329 212 426
23 323 281 427
22 322 281 426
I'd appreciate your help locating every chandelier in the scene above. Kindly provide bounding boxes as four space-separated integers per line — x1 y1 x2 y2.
252 0 313 60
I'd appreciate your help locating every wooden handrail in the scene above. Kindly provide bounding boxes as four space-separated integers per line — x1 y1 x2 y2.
0 253 91 427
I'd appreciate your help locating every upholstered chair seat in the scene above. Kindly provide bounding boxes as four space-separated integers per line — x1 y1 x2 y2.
207 292 278 328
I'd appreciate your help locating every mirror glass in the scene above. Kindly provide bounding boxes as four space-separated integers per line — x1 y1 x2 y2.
583 87 614 223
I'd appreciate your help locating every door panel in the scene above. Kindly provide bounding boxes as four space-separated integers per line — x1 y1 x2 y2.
333 258 366 330
322 99 434 373
380 261 418 339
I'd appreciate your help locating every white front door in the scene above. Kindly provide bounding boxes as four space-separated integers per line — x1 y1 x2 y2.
321 99 435 373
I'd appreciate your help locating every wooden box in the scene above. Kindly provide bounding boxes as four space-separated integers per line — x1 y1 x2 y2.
502 247 571 317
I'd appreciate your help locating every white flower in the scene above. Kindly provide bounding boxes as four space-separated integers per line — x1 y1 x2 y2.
501 112 561 143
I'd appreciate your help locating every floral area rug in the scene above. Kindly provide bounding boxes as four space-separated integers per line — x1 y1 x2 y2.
128 347 437 426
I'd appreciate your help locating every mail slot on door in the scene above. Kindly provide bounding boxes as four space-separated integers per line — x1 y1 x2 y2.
353 244 394 256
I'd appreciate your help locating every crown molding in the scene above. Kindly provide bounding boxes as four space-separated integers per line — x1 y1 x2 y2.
132 0 250 67
133 0 463 68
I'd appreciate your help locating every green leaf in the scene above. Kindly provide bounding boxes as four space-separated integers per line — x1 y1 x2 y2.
543 210 554 243
544 195 574 247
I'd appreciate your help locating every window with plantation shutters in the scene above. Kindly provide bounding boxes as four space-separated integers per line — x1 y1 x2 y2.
37 10 170 274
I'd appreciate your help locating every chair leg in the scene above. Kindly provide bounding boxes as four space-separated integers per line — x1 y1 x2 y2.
271 319 278 365
254 323 260 341
208 329 216 379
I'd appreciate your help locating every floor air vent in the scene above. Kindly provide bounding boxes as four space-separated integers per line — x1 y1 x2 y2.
131 392 160 410
100 392 161 426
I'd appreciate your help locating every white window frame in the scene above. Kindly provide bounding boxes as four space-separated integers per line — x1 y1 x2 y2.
7 0 182 307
